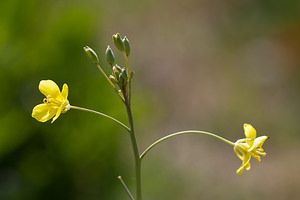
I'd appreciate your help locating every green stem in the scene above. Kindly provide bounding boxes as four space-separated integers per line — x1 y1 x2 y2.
96 63 125 102
123 53 132 105
140 130 235 160
123 95 142 200
118 176 135 200
123 52 130 79
70 105 130 132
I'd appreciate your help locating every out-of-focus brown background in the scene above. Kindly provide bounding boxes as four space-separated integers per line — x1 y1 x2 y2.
1 0 299 199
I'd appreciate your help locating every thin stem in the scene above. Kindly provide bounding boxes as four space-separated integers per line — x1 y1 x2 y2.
123 91 142 200
140 130 235 160
118 176 135 200
129 80 132 106
96 63 125 102
123 52 130 79
70 105 130 132
125 104 142 200
123 53 132 105
119 53 141 199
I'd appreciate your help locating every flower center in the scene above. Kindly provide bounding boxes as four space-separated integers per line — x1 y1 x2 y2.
43 96 70 112
43 97 61 107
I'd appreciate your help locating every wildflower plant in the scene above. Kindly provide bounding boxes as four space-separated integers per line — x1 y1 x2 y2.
32 33 269 200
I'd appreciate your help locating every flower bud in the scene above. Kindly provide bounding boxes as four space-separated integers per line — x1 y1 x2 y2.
105 45 115 65
83 46 99 64
112 33 125 52
109 75 118 84
112 64 122 75
123 36 130 56
119 68 128 87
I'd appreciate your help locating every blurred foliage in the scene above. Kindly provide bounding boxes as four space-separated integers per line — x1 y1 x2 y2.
0 0 130 199
1 0 300 200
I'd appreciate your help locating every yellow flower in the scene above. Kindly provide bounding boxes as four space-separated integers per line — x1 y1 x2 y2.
32 80 70 123
234 124 268 175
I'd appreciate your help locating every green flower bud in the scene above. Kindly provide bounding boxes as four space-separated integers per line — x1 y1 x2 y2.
83 46 99 64
105 45 115 65
118 68 128 87
112 64 122 74
120 68 128 80
112 33 125 52
123 36 130 56
112 64 122 79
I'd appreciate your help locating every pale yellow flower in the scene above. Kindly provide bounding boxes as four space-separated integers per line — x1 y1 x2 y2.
234 124 268 175
32 80 70 123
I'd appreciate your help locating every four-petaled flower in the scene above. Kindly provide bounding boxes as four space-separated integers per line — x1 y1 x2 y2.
32 80 70 123
234 123 268 175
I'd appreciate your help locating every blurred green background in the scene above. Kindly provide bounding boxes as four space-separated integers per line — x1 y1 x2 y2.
1 0 300 199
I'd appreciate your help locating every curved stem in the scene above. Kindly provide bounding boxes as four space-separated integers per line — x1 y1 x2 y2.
140 130 235 160
70 105 130 132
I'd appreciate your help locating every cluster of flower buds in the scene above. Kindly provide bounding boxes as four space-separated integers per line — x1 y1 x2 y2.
83 33 132 99
110 64 128 89
112 33 131 56
106 33 132 92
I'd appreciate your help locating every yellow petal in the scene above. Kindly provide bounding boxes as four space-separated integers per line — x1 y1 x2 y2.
51 107 62 123
39 80 60 97
61 83 69 99
234 145 245 161
248 136 268 152
32 103 57 122
243 123 256 139
245 161 251 171
236 154 251 175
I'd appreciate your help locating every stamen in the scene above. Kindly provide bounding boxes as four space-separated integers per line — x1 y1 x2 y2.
252 154 261 162
255 150 266 156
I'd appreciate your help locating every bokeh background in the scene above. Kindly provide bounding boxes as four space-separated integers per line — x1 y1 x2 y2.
1 0 300 199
